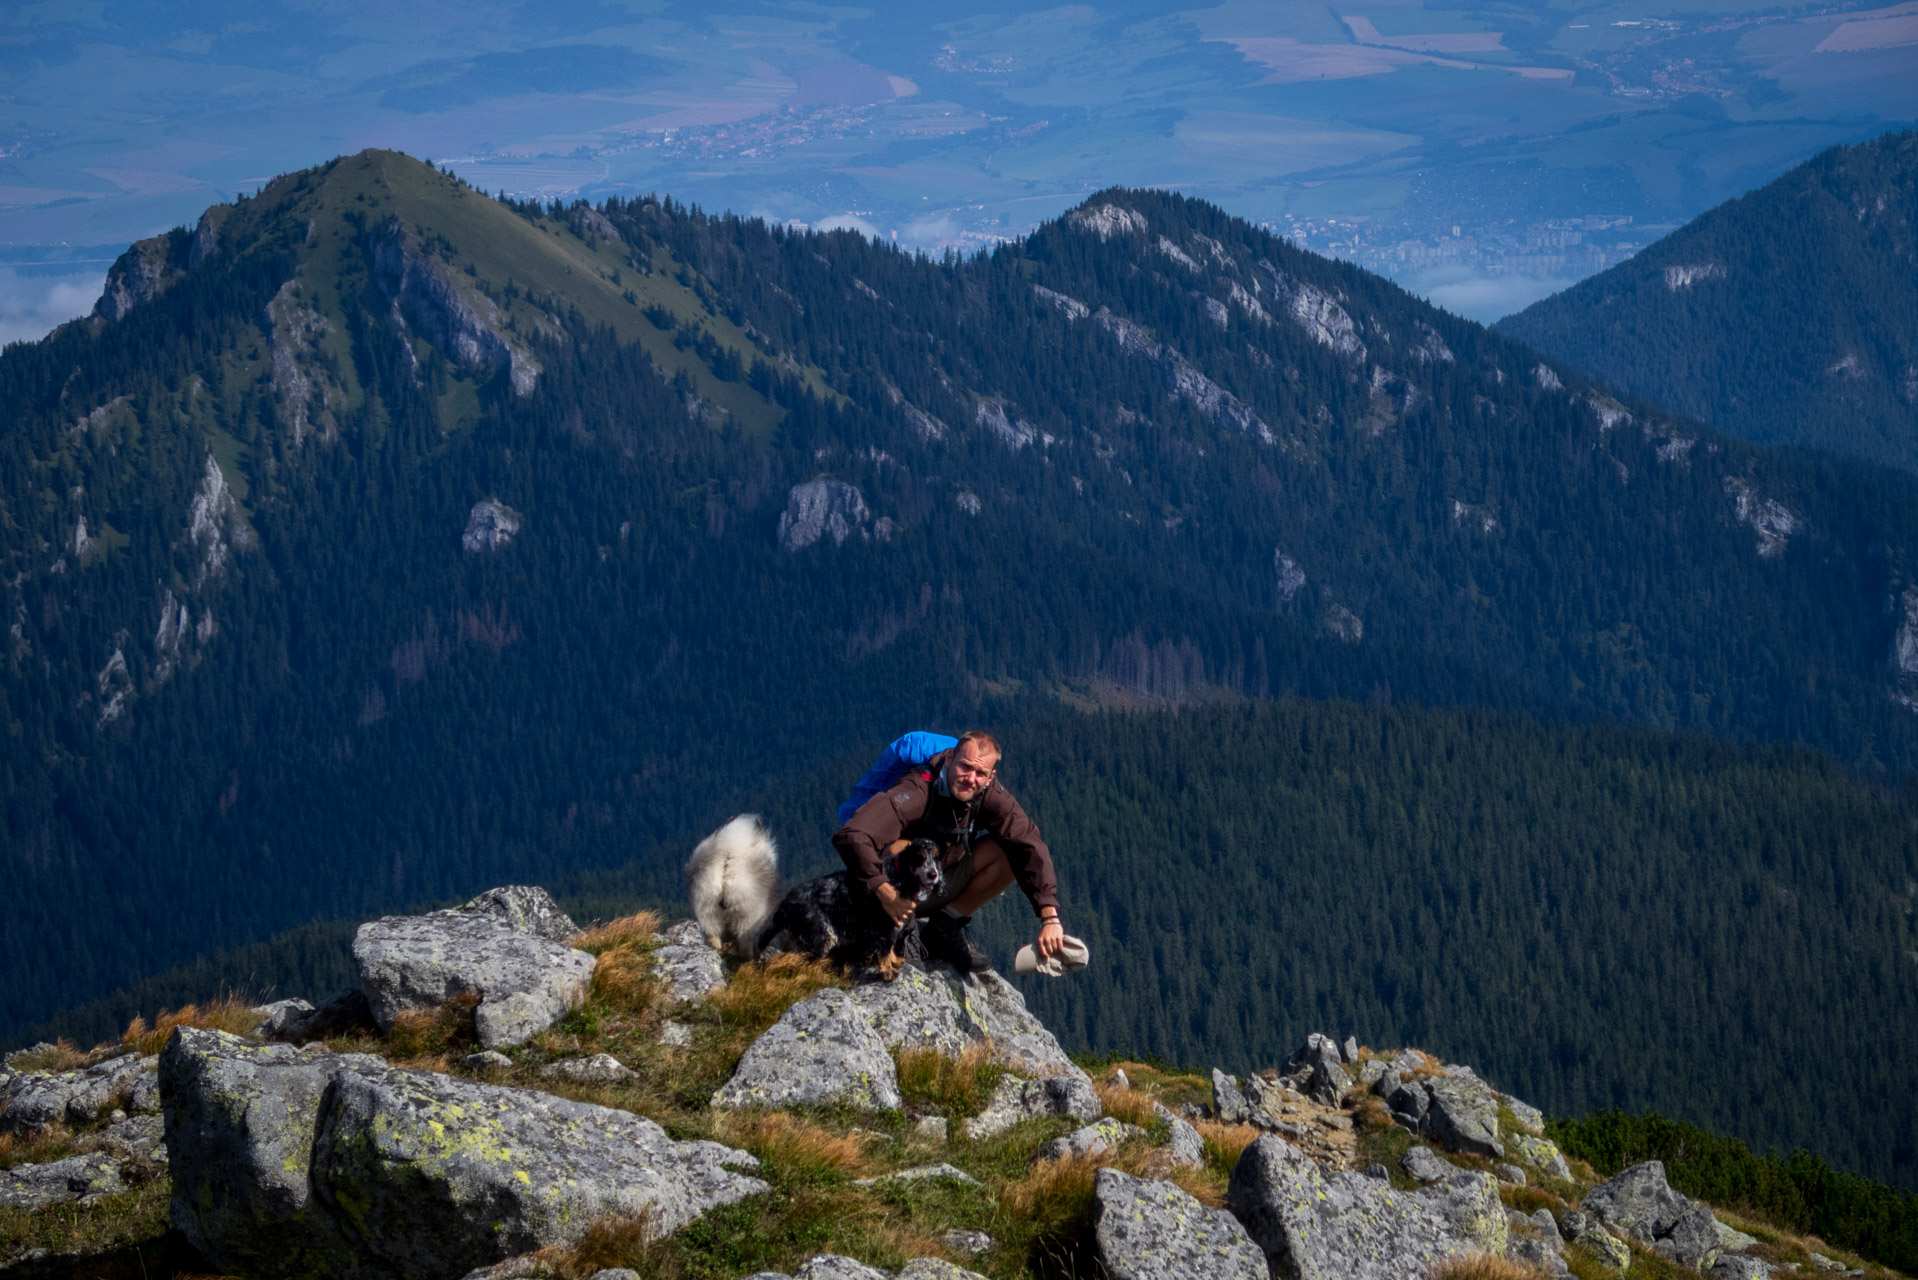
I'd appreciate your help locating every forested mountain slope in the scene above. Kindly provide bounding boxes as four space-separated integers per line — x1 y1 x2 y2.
11 150 1918 1042
1499 130 1918 472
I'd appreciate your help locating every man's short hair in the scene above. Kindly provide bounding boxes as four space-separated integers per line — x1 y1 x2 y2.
955 730 1002 765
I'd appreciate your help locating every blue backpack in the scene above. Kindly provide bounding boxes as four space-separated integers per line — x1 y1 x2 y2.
837 731 957 825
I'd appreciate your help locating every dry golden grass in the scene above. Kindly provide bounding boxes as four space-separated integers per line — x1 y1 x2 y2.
1195 1118 1263 1168
708 954 841 1033
1433 1253 1554 1280
1095 1082 1161 1127
715 1111 875 1182
0 1122 76 1171
384 992 479 1062
1354 1094 1398 1134
533 1211 661 1278
570 910 663 954
895 1044 1005 1118
120 996 263 1056
5 1038 96 1073
589 944 660 1017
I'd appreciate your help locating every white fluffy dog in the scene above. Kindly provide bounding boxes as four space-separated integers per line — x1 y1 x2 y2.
686 814 781 955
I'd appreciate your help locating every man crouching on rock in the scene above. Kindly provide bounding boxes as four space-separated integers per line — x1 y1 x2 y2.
832 730 1065 974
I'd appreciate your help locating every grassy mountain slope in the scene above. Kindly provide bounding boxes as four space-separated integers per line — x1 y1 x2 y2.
11 149 1918 1059
20 700 1918 1191
1498 130 1918 472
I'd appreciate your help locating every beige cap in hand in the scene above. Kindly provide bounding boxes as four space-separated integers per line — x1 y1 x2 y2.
1013 934 1090 977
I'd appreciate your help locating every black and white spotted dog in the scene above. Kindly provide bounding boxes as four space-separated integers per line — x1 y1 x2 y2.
753 838 946 979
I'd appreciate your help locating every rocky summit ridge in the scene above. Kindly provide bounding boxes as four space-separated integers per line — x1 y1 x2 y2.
0 885 1850 1280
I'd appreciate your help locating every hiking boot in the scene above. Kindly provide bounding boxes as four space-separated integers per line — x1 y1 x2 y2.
922 912 992 973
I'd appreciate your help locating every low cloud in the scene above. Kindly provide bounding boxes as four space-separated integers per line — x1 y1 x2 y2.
0 270 104 349
813 213 880 239
1400 265 1577 325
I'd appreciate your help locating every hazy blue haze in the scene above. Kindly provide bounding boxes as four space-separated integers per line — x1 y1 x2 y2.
0 0 1912 336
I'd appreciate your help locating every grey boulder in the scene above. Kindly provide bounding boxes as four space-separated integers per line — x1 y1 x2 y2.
98 1112 166 1162
0 1152 125 1210
1 1053 153 1131
942 1228 993 1255
853 1162 982 1189
1711 1257 1774 1280
1501 1093 1548 1133
461 886 579 941
1401 1145 1452 1183
161 1029 370 1277
261 989 376 1043
1421 1073 1505 1158
652 932 727 1005
353 888 597 1049
1283 1033 1352 1105
1212 1069 1249 1124
954 969 1089 1082
1507 1129 1573 1179
1033 1118 1145 1163
313 1065 764 1276
964 1073 1101 1139
713 987 901 1110
538 1053 634 1084
163 1025 765 1280
1583 1161 1720 1268
793 1257 889 1280
1572 1227 1632 1270
1092 1167 1266 1280
1153 1101 1205 1167
846 964 975 1057
1228 1133 1506 1280
896 1261 990 1280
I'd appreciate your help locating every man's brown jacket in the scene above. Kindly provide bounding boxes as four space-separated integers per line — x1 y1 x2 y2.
831 748 1059 916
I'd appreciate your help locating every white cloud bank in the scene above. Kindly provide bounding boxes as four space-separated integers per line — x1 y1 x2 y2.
0 270 105 349
1399 265 1577 325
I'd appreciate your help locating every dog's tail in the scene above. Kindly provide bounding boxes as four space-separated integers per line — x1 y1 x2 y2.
686 814 781 955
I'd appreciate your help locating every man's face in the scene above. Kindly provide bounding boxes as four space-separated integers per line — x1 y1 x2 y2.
945 741 999 801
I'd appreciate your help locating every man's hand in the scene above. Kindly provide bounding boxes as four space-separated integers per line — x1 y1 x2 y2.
1036 915 1066 959
874 882 915 927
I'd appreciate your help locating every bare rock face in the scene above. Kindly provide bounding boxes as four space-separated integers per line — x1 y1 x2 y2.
711 987 901 1111
95 234 185 321
373 223 540 395
1228 1133 1505 1280
162 1027 764 1280
1092 1167 1267 1280
1068 203 1149 240
462 499 522 553
352 888 596 1049
777 480 869 551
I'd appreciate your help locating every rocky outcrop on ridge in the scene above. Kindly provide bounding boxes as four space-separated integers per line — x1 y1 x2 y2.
1229 1132 1504 1280
0 888 1844 1280
353 886 595 1048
